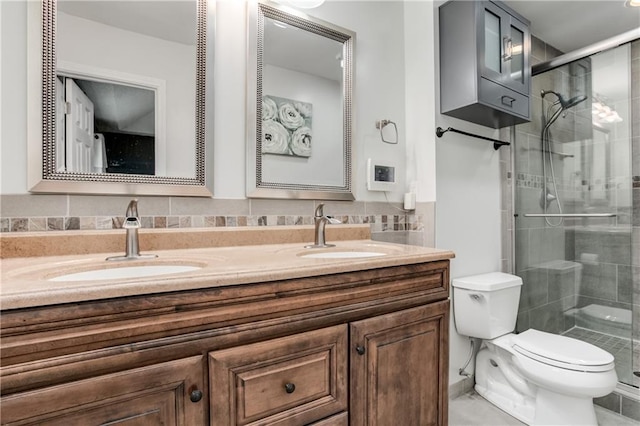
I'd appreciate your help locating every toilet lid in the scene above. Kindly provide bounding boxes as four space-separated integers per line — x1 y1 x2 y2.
513 329 615 372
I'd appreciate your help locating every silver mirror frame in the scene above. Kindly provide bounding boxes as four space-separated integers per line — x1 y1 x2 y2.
246 1 355 200
27 0 213 197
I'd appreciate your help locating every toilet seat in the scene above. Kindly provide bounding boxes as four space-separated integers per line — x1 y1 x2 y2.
513 329 614 372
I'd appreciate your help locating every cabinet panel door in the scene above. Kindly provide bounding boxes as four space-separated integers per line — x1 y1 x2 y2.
502 15 530 95
350 301 449 426
478 1 508 84
209 325 347 426
0 356 206 426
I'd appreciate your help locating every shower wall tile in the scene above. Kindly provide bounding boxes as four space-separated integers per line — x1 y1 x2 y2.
632 137 640 175
632 40 640 60
528 299 567 334
531 35 546 64
594 384 622 413
575 296 631 314
580 263 618 302
634 189 640 226
516 310 530 333
617 265 633 303
515 229 530 272
545 44 563 61
621 396 640 423
528 227 565 266
547 267 578 302
518 268 548 311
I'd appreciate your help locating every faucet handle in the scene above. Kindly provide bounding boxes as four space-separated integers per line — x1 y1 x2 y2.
327 216 341 224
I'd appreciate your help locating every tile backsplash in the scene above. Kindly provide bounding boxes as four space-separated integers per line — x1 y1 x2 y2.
0 195 434 244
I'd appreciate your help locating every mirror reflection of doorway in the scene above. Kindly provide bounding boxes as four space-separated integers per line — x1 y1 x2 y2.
56 76 156 175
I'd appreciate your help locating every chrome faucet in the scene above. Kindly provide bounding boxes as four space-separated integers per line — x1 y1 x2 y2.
305 203 341 249
106 199 157 261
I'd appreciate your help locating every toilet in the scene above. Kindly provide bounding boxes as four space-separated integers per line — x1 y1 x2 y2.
452 272 618 426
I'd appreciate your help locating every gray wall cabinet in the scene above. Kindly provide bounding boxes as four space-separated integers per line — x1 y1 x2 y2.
439 0 531 129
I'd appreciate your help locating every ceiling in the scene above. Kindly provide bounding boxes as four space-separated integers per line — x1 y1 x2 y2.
503 0 640 54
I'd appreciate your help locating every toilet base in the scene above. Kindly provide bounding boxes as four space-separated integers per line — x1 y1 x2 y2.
533 388 597 425
475 346 600 425
475 348 535 424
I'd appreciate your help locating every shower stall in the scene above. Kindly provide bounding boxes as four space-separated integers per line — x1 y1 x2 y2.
512 33 639 401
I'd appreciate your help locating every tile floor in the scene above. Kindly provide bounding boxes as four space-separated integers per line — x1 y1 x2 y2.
449 391 639 426
563 327 640 388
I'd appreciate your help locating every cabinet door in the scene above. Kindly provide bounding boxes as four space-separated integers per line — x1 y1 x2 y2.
1 356 206 426
502 14 530 95
209 325 347 426
478 2 530 95
350 301 449 426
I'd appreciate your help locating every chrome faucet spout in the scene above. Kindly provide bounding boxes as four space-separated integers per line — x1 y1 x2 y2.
305 203 340 249
106 199 157 261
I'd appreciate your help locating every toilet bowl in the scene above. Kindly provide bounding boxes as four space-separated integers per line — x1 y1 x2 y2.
453 272 618 426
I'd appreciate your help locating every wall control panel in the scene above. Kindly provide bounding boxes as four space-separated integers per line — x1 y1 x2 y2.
367 158 397 191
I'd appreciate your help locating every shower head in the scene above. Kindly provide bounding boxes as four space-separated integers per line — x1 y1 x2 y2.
562 95 588 109
541 90 588 110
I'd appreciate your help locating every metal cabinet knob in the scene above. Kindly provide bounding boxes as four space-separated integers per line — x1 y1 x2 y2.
284 383 296 394
356 345 366 355
190 389 203 403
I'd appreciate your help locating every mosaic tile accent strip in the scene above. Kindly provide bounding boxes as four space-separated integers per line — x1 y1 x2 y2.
0 214 424 233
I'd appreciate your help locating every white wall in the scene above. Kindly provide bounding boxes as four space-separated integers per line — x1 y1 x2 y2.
213 0 410 200
432 0 504 386
0 1 28 195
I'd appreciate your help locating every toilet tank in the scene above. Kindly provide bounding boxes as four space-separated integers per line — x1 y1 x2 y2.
452 272 522 339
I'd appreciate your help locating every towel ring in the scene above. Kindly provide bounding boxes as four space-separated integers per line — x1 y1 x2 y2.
375 119 398 144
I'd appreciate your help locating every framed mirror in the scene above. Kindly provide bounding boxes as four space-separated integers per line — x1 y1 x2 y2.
247 1 355 200
27 0 213 196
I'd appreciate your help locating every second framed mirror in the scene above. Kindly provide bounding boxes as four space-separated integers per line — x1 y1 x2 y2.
246 1 355 200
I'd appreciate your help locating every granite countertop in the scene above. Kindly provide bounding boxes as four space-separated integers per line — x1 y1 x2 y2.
0 230 454 310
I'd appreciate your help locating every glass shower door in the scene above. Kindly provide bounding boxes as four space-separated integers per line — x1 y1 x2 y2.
513 42 637 389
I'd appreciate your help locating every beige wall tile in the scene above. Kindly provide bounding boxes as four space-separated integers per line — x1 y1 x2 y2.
1 194 67 217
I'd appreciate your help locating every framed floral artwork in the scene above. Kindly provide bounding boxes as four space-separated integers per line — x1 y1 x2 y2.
262 95 312 158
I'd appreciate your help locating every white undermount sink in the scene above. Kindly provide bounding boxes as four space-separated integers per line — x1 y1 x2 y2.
49 265 202 282
300 251 387 259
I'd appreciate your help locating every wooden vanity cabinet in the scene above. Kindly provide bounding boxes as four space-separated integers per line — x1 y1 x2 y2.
0 260 450 426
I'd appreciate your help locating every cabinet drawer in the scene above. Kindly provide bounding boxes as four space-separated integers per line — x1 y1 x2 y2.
479 77 529 118
1 356 205 425
209 325 347 425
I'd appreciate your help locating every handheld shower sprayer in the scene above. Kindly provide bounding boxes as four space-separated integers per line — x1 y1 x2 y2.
539 90 588 226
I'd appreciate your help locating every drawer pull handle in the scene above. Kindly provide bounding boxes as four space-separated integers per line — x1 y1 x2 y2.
356 345 366 355
284 383 296 394
190 389 203 403
501 95 516 107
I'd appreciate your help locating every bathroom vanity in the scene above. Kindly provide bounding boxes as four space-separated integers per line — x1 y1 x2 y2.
0 229 453 425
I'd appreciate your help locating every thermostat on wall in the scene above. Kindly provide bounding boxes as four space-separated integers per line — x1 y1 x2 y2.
367 158 397 192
